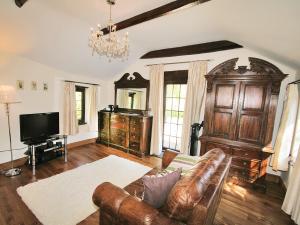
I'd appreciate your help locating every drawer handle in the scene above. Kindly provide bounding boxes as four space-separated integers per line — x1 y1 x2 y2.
243 162 247 166
244 153 249 156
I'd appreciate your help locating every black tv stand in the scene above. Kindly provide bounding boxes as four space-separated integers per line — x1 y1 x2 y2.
25 135 68 175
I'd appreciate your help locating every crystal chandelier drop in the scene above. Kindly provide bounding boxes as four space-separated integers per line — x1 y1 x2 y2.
89 0 129 61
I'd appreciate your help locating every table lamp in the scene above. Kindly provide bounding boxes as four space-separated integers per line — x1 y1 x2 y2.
0 85 22 177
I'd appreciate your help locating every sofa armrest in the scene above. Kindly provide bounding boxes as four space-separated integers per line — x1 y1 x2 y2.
93 182 179 225
162 149 179 169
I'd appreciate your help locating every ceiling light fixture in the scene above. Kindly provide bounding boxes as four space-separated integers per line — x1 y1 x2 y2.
89 0 129 61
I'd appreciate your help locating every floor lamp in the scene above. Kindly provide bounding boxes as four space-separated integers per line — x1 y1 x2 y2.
0 85 22 177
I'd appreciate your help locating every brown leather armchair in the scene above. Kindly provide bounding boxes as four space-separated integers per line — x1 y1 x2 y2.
93 149 231 225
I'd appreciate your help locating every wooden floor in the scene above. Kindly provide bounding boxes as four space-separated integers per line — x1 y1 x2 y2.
0 144 294 225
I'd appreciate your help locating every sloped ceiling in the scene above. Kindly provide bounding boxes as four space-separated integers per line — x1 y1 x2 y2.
0 0 299 79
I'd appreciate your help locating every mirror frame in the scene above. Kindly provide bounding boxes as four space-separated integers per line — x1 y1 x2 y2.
114 72 150 111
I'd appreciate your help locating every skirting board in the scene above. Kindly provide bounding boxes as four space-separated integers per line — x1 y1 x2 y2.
67 138 97 149
266 173 287 193
0 138 97 171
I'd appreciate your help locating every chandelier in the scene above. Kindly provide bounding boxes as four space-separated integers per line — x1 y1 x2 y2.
88 0 129 61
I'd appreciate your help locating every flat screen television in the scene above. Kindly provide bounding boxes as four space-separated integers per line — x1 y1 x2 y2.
20 112 59 143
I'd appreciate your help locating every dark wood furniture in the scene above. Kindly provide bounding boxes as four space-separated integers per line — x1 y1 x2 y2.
114 72 150 112
97 111 152 157
200 57 287 184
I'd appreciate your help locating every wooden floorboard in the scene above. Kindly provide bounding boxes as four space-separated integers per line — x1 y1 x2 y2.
0 144 294 225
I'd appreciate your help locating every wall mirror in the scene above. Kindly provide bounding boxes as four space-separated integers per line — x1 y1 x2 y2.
114 72 150 111
116 88 147 110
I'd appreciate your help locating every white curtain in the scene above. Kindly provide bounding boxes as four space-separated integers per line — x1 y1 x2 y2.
149 64 164 155
86 85 98 132
63 82 79 135
282 145 300 224
180 61 208 155
271 84 300 171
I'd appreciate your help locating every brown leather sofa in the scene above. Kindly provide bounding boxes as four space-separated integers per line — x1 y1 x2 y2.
93 148 231 225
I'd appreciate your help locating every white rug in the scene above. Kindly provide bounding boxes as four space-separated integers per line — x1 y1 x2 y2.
17 155 152 225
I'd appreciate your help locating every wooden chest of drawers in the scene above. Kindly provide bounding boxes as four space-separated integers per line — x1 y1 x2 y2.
97 111 152 157
201 138 269 183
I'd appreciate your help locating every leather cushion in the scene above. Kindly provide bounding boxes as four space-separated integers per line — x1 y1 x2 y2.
142 168 182 208
163 149 225 222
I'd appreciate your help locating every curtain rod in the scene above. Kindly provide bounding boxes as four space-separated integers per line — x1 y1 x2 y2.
287 79 300 86
64 80 101 86
145 59 213 67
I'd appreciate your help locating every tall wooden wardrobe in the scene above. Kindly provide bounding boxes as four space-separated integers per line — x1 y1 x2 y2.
200 57 287 184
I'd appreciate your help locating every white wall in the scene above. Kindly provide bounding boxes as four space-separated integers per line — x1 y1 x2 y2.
0 52 113 164
110 48 297 177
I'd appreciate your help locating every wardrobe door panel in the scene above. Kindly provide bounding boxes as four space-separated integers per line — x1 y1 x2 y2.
237 82 269 144
211 81 240 139
213 112 232 137
238 114 262 143
215 84 235 109
243 85 265 111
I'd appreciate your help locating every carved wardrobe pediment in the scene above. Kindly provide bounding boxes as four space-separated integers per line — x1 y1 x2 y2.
206 57 287 94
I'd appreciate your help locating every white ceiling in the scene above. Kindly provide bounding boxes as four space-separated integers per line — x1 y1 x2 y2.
0 0 299 79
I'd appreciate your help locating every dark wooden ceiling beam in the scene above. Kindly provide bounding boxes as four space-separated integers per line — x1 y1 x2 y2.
15 0 28 8
140 41 243 59
102 0 211 35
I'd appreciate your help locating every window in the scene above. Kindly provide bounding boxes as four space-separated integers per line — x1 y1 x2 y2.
163 71 188 151
75 86 86 125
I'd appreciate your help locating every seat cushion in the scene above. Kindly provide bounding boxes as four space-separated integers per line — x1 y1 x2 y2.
142 168 182 208
165 153 201 175
162 149 225 222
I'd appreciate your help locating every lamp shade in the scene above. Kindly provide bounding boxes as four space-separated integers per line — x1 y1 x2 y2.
0 85 19 104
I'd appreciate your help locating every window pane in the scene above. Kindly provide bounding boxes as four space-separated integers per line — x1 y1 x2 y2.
169 137 176 149
172 98 179 111
171 111 179 124
171 124 177 136
177 124 182 137
176 138 181 150
164 123 171 135
76 92 82 100
166 98 172 110
163 136 170 148
163 81 187 151
178 112 184 124
76 111 82 120
75 86 86 124
173 85 180 98
179 99 185 111
166 85 173 97
76 102 82 111
180 85 187 98
165 110 172 123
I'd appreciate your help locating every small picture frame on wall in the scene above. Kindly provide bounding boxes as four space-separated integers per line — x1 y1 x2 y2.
31 81 37 91
17 80 24 90
43 83 48 91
